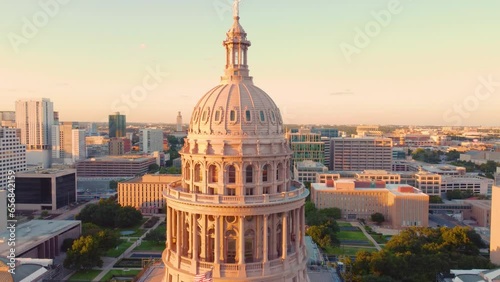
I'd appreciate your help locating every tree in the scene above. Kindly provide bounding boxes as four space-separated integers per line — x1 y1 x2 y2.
445 150 460 161
61 238 75 252
371 213 385 225
165 166 181 174
306 224 332 249
319 208 342 221
115 206 143 228
96 229 121 251
82 222 102 237
148 164 160 173
64 236 103 270
429 195 443 203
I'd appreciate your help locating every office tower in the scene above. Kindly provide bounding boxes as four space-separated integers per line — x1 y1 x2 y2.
287 127 324 169
52 121 79 163
109 112 126 138
0 190 6 233
87 123 98 136
139 128 164 154
176 111 183 132
15 98 54 168
108 137 131 156
330 137 393 171
71 129 86 162
0 128 27 189
163 4 309 281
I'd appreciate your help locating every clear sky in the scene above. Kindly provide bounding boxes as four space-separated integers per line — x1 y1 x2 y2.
1 0 499 126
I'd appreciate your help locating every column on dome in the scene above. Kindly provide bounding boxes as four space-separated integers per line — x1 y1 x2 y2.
167 206 172 250
176 210 181 256
263 215 268 262
214 216 220 264
193 214 199 263
294 208 299 253
238 216 245 264
282 212 288 260
200 214 206 261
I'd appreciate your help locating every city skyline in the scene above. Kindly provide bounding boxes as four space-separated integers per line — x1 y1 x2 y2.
1 0 500 126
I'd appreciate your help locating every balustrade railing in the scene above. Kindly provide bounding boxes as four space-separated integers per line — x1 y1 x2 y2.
164 180 307 205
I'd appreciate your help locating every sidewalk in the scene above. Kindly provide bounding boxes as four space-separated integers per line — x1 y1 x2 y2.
351 222 382 251
91 219 164 282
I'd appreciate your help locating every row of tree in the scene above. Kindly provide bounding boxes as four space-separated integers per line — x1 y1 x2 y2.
304 202 341 249
63 223 121 270
76 197 143 228
345 226 493 282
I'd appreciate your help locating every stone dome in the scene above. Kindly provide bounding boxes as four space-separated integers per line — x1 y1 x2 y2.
188 14 284 139
189 82 284 137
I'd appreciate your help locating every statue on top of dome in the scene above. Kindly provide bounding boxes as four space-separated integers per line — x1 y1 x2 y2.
233 0 240 18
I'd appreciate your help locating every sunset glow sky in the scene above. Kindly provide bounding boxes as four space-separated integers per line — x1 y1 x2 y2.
1 0 500 126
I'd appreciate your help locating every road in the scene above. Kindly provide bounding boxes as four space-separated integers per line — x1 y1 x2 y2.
428 214 465 228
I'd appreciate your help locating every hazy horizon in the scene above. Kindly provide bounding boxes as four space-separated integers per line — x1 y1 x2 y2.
2 0 500 126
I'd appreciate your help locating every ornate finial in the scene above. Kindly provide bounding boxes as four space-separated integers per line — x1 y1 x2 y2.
233 0 240 18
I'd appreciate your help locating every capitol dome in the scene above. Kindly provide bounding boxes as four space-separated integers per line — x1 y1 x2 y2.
164 3 309 281
188 11 284 139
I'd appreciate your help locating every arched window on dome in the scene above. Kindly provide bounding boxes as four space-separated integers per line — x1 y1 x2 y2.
244 229 255 262
225 229 237 263
270 110 276 123
259 111 266 122
230 110 237 122
245 165 253 184
228 165 236 184
208 165 218 183
262 164 271 182
245 110 252 122
194 164 202 182
276 163 283 181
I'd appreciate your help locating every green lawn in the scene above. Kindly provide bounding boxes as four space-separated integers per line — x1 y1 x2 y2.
337 231 370 241
100 269 141 282
134 240 165 251
104 241 133 257
68 270 102 281
325 245 377 256
337 222 353 227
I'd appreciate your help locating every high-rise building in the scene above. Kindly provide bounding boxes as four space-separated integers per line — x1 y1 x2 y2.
491 182 500 265
52 121 79 163
330 137 393 171
287 127 324 169
15 98 54 168
109 112 126 138
139 128 164 153
0 190 6 233
163 4 309 281
108 137 131 156
71 129 86 162
176 111 183 132
86 122 98 136
0 128 26 189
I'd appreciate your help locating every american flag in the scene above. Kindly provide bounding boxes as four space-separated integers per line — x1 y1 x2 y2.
194 269 213 282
